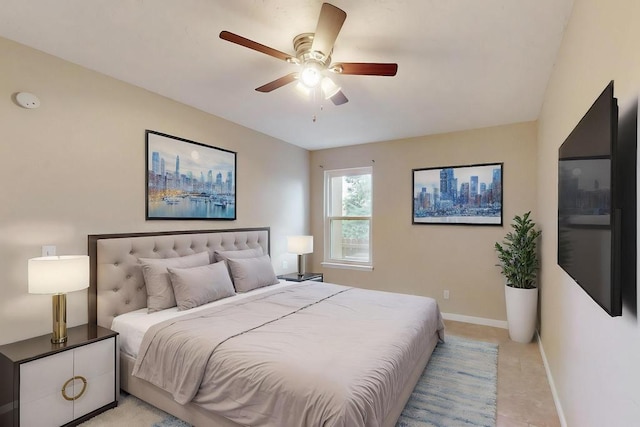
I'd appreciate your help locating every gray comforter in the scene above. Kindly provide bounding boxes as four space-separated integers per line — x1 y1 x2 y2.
132 282 444 427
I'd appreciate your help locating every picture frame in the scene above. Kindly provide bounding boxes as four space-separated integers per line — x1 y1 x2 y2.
146 130 236 220
412 162 503 225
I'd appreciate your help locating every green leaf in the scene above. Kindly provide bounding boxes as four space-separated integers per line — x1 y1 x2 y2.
494 211 541 289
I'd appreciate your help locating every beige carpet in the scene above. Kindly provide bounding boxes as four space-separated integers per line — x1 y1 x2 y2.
79 394 176 427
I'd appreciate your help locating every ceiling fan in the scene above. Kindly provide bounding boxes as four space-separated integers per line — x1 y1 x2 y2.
219 2 398 106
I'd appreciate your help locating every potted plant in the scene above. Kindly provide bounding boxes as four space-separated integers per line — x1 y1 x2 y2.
494 211 542 343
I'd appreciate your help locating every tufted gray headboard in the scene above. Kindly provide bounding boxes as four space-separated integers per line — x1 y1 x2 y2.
88 227 270 329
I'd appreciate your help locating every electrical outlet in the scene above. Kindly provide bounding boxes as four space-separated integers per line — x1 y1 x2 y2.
282 260 289 269
42 245 56 257
443 290 450 300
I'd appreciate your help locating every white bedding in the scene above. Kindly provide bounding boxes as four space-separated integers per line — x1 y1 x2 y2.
111 280 294 357
131 282 445 426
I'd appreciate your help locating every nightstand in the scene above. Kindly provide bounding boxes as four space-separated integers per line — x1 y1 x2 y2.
278 272 324 282
0 324 118 427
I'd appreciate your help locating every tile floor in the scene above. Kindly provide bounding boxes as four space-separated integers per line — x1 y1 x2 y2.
444 320 561 427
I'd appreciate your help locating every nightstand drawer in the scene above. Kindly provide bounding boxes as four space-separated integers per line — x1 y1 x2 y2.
73 339 116 419
19 348 74 427
74 337 116 383
20 351 73 405
19 388 73 427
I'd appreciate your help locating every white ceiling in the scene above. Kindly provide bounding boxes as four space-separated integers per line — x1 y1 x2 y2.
0 0 574 150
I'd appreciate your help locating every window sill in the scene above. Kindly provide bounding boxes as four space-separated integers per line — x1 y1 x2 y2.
321 262 373 272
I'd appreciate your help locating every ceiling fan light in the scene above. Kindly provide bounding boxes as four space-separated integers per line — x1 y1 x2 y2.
321 77 341 99
300 62 322 88
296 82 312 97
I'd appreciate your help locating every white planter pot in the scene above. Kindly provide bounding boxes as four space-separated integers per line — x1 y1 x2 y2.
504 285 538 343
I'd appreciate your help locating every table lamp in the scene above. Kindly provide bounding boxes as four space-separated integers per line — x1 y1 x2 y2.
287 235 313 277
28 255 90 344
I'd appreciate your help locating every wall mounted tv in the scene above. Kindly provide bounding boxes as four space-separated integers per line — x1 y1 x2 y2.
558 81 636 317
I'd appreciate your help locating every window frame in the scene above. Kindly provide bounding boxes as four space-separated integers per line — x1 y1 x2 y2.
322 166 373 270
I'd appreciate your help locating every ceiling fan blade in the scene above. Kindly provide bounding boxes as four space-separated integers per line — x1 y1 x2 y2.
255 73 298 92
330 90 349 106
311 3 347 58
220 31 293 62
331 63 398 76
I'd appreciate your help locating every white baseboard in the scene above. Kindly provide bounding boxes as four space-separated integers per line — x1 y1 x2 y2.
536 331 567 427
442 312 508 329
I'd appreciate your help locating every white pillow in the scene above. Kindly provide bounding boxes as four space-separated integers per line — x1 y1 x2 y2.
139 251 210 313
168 261 236 311
213 247 264 263
226 255 279 292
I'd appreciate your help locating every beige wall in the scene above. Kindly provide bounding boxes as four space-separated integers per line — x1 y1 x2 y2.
10 3 640 420
310 122 537 322
0 37 310 345
537 0 640 425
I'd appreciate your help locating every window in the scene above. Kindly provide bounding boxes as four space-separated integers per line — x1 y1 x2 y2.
323 167 372 269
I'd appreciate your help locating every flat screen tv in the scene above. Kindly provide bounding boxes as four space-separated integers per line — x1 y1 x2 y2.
558 81 625 317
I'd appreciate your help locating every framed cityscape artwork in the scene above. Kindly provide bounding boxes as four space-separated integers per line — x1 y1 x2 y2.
145 130 237 220
412 162 503 225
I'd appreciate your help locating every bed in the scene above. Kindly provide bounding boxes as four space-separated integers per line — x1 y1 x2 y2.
88 227 444 427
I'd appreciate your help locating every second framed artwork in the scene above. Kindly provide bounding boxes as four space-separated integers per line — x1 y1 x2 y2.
146 130 236 220
412 162 503 225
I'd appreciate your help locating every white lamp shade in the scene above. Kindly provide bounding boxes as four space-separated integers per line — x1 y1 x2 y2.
28 255 90 294
321 77 341 99
287 236 314 255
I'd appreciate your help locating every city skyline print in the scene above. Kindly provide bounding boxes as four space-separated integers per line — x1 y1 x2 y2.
146 130 236 220
412 162 503 225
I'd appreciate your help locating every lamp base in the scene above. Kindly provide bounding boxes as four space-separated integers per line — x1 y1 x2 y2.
297 254 307 277
52 293 67 344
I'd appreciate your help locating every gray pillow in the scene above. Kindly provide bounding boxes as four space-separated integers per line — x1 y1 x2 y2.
167 261 236 311
139 251 210 312
213 247 264 263
226 255 279 292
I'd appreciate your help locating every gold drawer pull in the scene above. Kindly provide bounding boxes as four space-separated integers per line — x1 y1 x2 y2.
61 376 87 401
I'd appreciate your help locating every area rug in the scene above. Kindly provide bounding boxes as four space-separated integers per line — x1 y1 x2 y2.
396 336 498 427
81 336 497 427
